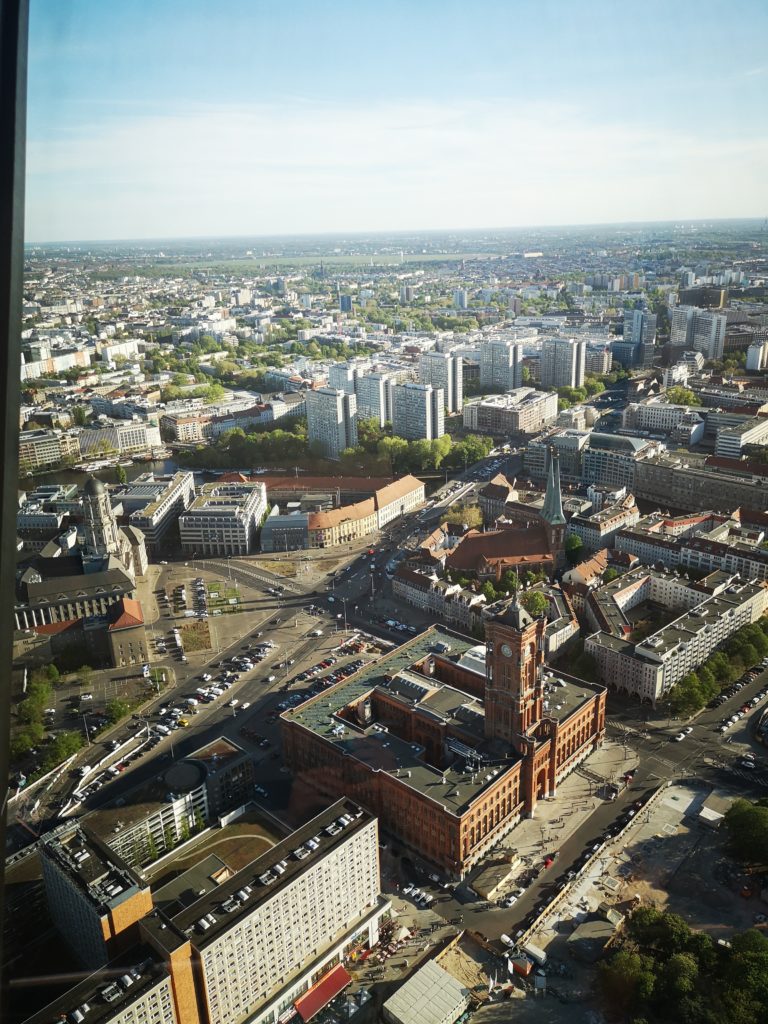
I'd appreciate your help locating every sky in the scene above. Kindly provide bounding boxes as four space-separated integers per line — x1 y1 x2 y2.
26 0 768 242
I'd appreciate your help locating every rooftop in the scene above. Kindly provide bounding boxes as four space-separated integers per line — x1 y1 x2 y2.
22 944 173 1024
39 823 146 913
383 958 470 1024
284 625 603 815
170 799 372 948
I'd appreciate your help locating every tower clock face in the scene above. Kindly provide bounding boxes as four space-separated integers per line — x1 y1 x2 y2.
500 643 513 658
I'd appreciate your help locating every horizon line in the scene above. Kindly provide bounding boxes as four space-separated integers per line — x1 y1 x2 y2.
24 215 768 248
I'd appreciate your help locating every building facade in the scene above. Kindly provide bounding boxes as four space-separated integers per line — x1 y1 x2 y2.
463 388 558 436
306 387 358 460
282 620 605 879
391 382 445 441
479 339 522 393
419 351 463 413
540 337 586 388
179 482 267 555
585 569 768 703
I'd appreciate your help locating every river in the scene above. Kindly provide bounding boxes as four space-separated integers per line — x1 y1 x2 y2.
20 458 182 490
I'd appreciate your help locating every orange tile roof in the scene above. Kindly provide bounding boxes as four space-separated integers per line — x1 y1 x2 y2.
447 526 552 572
107 597 145 631
308 498 376 530
373 474 424 508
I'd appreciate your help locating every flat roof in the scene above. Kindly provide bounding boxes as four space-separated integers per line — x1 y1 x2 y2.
39 823 145 913
171 799 373 948
22 944 172 1024
284 624 603 815
383 959 470 1024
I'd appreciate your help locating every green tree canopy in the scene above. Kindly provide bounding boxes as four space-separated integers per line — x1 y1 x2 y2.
519 590 549 618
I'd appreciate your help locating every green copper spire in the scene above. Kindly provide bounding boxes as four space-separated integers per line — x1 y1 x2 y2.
541 448 566 526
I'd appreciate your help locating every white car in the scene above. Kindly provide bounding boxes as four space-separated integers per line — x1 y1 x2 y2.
241 702 251 710
673 733 686 742
228 699 239 707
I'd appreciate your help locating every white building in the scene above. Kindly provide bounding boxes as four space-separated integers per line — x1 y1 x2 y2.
418 351 463 413
179 482 267 555
671 305 727 361
356 372 393 426
173 800 387 1024
479 339 522 393
19 428 80 471
306 387 358 460
540 337 586 388
77 421 162 456
391 382 445 440
585 569 768 704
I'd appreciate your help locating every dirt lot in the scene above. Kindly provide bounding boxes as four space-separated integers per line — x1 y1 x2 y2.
179 620 212 652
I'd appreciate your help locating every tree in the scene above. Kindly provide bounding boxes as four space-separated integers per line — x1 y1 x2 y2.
667 386 696 406
482 581 498 603
115 464 127 484
520 365 532 384
724 799 768 864
77 665 93 690
599 950 656 1016
564 533 583 565
668 672 704 716
519 590 549 618
107 699 131 724
444 504 483 528
603 566 620 583
72 405 88 426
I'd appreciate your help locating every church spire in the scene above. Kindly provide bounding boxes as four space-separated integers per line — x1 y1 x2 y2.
541 447 566 527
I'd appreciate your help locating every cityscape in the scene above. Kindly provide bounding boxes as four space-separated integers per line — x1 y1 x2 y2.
5 3 768 1024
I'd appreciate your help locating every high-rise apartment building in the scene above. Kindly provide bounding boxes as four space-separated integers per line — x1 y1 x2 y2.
671 305 727 361
27 801 388 1024
39 823 154 968
418 351 463 413
306 387 358 459
328 362 358 394
453 288 468 309
355 372 393 426
622 309 658 366
540 337 586 388
585 345 612 376
391 382 445 440
479 339 522 393
691 309 727 361
338 294 353 313
172 801 384 1024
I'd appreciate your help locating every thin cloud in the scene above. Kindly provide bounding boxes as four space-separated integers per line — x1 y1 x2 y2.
25 98 768 241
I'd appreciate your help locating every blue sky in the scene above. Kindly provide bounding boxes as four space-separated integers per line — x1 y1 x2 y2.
26 0 768 241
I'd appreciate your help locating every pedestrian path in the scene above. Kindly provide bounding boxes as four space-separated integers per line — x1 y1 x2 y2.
497 740 638 863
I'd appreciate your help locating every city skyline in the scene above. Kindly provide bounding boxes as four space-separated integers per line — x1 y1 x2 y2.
26 0 768 242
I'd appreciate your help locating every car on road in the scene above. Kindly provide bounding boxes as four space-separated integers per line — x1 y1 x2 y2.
682 726 693 735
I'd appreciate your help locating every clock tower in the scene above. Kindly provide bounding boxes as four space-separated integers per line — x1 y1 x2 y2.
484 596 546 750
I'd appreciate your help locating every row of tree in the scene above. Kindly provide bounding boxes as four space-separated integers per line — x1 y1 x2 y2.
599 907 768 1023
667 618 768 716
178 416 496 477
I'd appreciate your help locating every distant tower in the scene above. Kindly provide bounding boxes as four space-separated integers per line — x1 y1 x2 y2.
82 476 121 558
540 448 567 563
484 597 546 751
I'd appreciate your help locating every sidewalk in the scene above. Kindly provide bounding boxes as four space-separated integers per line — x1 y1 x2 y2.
496 739 639 864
